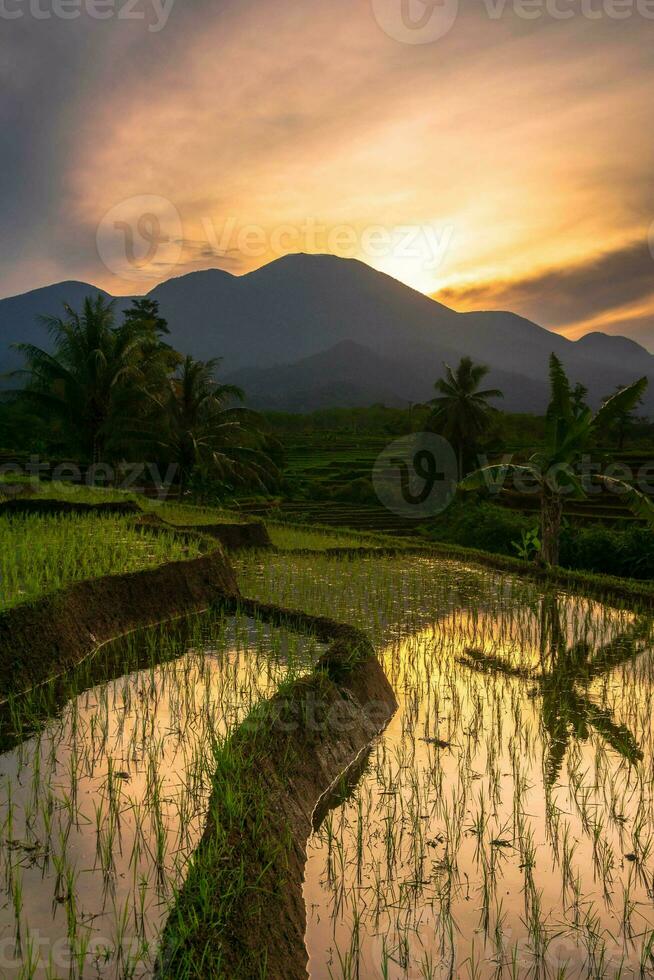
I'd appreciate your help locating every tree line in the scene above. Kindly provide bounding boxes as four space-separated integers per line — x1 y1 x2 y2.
3 293 654 569
4 295 275 495
428 353 654 564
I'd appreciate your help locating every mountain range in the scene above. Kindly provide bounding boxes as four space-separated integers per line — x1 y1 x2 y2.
1 253 652 413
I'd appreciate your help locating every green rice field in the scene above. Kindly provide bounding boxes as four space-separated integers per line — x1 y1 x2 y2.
1 516 654 977
0 613 322 976
0 514 202 611
238 552 654 978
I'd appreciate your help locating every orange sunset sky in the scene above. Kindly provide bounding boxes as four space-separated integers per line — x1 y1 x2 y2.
2 0 654 345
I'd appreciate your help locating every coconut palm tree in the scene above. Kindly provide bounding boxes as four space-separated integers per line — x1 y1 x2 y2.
155 355 275 495
11 295 174 463
427 357 503 478
460 354 652 565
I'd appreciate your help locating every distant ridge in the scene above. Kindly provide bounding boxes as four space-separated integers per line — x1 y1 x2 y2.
1 254 652 412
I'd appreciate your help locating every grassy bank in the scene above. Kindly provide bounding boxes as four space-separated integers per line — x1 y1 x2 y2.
0 513 203 610
157 597 396 979
426 498 654 580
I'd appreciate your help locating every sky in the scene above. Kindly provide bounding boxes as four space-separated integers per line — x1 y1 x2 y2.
1 0 654 346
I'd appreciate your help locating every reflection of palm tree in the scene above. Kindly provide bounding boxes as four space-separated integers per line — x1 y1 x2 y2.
458 593 651 786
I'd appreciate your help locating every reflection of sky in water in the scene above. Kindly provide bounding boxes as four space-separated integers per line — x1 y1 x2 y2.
0 617 320 977
2 553 652 980
299 571 654 979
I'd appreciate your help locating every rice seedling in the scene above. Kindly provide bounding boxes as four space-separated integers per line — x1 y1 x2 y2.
265 523 396 552
230 550 654 978
0 610 322 976
3 537 654 978
0 513 202 610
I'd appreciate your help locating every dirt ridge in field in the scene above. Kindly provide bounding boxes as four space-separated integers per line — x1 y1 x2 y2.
174 518 273 550
0 546 239 700
157 598 398 980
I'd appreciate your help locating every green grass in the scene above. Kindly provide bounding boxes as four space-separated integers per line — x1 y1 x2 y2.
267 523 389 551
0 476 136 502
146 499 247 526
2 478 250 526
0 514 202 610
32 480 138 504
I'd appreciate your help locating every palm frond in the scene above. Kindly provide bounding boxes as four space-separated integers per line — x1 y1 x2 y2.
459 463 540 492
593 377 648 432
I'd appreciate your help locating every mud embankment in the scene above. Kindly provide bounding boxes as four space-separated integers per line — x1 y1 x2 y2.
174 518 272 550
157 597 397 980
0 498 141 517
0 548 239 701
0 495 273 550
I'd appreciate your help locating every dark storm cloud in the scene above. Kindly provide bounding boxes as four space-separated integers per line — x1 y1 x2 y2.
436 239 654 331
0 0 239 291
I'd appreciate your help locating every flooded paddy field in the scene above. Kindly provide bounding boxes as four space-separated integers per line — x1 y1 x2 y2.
238 553 654 979
0 612 321 977
2 546 654 978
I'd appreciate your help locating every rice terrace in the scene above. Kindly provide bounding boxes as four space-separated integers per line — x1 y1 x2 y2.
2 349 654 979
2 309 654 980
3 3 654 975
2 306 654 980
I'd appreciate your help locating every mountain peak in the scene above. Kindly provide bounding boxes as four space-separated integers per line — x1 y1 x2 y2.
243 252 388 284
576 330 652 357
149 266 236 294
1 279 110 304
2 255 653 412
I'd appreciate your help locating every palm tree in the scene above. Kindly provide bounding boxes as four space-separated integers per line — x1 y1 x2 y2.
427 357 503 478
460 354 653 565
11 295 174 463
155 355 275 495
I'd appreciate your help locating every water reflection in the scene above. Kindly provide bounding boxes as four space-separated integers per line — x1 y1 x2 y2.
0 614 320 977
302 571 654 979
459 593 651 786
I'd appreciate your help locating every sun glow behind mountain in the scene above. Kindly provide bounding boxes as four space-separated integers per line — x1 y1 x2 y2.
3 0 654 347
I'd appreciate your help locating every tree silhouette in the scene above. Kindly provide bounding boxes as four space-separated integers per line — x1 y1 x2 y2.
428 357 503 478
11 295 174 463
154 355 276 495
461 354 651 564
